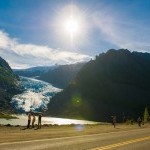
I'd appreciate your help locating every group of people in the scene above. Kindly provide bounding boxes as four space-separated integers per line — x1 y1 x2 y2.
27 112 42 129
111 116 150 128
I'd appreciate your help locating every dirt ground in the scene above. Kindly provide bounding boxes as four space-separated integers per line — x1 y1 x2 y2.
0 123 149 143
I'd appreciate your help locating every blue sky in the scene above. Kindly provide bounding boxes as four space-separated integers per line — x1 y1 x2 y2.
0 0 150 68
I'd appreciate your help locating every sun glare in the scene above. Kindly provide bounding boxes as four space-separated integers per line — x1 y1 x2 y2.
55 4 87 47
65 17 79 37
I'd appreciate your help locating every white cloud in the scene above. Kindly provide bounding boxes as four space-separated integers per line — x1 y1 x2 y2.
92 10 150 52
0 30 91 69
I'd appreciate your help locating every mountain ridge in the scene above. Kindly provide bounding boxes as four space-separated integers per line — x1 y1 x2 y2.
14 66 56 77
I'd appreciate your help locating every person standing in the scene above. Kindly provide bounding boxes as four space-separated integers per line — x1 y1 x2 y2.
27 112 31 129
32 114 36 128
38 113 42 129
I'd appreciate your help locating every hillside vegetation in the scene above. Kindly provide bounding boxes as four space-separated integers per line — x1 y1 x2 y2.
39 63 85 88
0 57 20 113
47 49 150 122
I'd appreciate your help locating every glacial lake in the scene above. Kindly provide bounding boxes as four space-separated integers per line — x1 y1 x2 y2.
0 115 97 126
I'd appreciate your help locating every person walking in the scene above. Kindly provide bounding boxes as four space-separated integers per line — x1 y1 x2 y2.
32 113 36 128
112 116 117 128
27 112 31 129
38 113 42 129
137 116 142 127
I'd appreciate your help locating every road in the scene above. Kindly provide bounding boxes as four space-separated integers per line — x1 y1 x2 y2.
0 128 150 150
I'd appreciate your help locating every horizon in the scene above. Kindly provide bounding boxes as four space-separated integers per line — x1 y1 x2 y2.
1 0 150 69
11 48 150 70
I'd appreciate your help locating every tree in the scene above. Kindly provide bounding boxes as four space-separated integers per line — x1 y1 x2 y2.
143 107 149 123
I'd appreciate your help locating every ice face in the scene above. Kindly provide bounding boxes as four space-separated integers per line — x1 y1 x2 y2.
11 76 62 112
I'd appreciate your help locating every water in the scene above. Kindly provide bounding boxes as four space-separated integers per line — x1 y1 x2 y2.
7 77 98 126
0 115 97 126
11 76 62 112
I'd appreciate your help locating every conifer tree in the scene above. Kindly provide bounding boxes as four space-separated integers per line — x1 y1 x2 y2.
143 107 149 123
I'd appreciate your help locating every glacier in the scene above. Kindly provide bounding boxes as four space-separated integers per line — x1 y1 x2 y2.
11 76 62 112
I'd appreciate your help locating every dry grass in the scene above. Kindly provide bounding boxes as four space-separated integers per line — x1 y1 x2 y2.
0 124 149 143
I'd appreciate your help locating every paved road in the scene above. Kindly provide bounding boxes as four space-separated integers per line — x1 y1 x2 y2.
0 128 150 150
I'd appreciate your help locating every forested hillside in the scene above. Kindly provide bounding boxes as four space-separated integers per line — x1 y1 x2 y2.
0 57 20 112
47 49 150 122
39 63 85 88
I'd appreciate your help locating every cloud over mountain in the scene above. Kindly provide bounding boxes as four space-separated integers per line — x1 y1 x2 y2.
0 30 91 69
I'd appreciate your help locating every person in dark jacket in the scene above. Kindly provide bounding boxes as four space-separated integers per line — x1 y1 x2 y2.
38 113 42 129
112 116 117 128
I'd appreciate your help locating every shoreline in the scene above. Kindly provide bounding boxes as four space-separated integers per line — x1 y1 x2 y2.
0 114 100 126
0 113 18 119
0 122 109 127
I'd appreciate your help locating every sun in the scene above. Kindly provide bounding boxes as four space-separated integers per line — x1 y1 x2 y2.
64 17 79 37
54 4 87 46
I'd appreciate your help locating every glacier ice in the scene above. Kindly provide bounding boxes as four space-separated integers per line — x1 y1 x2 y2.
11 76 62 112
